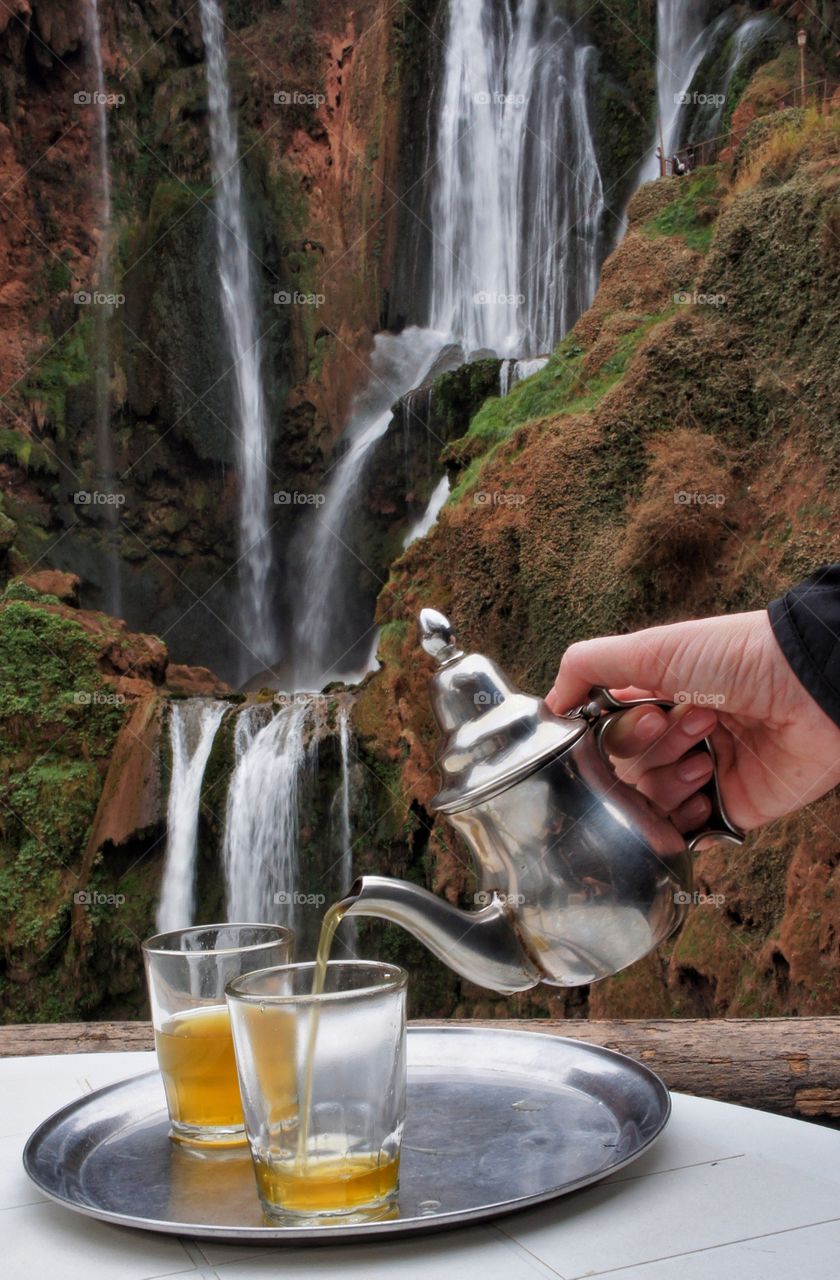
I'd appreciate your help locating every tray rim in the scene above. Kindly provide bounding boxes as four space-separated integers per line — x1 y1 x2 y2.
22 1024 671 1244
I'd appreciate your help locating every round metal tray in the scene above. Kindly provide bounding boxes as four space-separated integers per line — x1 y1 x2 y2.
23 1026 670 1242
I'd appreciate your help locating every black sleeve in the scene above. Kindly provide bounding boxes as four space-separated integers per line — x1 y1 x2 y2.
768 564 840 730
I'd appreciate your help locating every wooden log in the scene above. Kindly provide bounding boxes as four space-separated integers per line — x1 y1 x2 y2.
0 1021 155 1056
418 1018 840 1123
1 1017 838 1122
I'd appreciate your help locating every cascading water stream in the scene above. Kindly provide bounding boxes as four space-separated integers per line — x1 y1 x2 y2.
430 0 604 355
403 475 450 549
289 0 604 690
157 700 227 932
331 703 357 952
198 0 275 678
291 327 447 689
85 0 121 617
222 702 309 927
685 13 775 145
499 356 550 397
642 0 715 182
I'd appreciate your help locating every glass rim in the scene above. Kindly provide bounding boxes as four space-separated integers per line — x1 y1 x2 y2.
225 959 408 1005
142 922 293 957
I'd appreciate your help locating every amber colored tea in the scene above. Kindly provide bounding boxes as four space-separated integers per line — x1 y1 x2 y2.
228 902 401 1216
257 1153 399 1214
155 1005 244 1138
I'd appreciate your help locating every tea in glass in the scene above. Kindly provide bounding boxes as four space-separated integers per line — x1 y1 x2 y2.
143 923 293 1147
155 1004 243 1133
226 959 406 1219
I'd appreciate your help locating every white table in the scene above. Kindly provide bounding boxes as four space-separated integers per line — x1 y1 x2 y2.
3 1050 840 1280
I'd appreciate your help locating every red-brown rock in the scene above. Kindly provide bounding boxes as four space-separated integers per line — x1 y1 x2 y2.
22 568 80 605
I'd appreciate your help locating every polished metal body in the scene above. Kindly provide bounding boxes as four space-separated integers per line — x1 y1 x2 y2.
446 723 694 985
23 1027 670 1242
345 610 743 993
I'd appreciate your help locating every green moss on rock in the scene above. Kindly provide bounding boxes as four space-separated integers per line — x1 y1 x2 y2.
642 171 724 251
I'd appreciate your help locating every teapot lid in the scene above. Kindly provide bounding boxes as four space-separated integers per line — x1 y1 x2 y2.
420 609 586 813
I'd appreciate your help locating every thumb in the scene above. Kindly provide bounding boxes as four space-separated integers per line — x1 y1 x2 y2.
545 625 690 715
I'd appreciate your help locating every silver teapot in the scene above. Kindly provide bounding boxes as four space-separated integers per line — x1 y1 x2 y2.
343 609 743 993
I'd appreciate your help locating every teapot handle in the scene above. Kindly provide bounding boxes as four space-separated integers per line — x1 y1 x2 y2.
582 686 745 852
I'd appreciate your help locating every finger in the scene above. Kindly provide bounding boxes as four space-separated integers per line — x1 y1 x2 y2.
545 627 691 714
545 682 661 718
604 702 719 771
633 752 715 815
670 791 712 834
600 704 670 756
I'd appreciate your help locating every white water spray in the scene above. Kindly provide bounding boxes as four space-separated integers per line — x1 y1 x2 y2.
499 356 550 397
198 0 275 675
403 475 450 548
222 702 308 926
430 0 604 355
642 0 715 181
157 700 227 932
289 2 604 688
292 327 447 689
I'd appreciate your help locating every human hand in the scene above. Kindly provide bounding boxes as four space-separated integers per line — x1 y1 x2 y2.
545 610 840 833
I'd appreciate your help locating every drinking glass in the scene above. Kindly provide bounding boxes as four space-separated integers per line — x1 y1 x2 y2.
226 960 407 1220
143 923 293 1147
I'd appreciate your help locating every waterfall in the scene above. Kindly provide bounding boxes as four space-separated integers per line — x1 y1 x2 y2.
291 327 447 690
499 356 550 397
85 0 120 617
212 2 609 926
222 702 309 926
642 1 714 181
403 475 450 549
429 0 604 355
686 14 775 145
333 703 357 951
198 0 275 676
288 3 603 689
157 700 227 932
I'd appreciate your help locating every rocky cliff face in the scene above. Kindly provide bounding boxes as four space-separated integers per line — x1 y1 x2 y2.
0 0 425 680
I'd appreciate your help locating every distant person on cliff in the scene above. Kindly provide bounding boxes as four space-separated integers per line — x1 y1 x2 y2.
546 566 840 834
672 152 686 177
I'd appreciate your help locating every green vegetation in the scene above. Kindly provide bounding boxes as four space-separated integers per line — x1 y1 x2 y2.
140 180 212 247
0 427 58 475
446 312 669 503
378 619 409 646
1 579 59 604
20 314 94 438
44 256 74 297
642 170 723 251
0 598 127 1018
0 598 123 745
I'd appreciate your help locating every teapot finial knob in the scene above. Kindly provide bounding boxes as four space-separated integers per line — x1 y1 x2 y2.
419 608 464 665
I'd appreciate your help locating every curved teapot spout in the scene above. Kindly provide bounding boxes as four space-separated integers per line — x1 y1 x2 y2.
343 875 543 994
